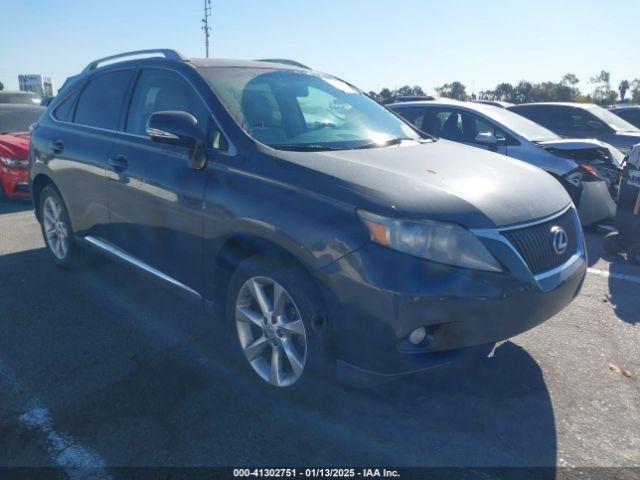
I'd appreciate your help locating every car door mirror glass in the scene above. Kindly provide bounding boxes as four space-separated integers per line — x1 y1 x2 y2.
146 111 207 169
475 132 498 146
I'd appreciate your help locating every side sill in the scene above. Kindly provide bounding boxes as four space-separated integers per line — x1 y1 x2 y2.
81 236 203 302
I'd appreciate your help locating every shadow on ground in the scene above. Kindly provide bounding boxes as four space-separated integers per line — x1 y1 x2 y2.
0 247 557 469
585 233 640 325
0 198 31 216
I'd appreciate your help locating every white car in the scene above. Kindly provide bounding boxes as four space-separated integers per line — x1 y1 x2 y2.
391 99 623 226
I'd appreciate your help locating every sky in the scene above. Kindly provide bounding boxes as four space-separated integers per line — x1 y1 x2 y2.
2 0 639 97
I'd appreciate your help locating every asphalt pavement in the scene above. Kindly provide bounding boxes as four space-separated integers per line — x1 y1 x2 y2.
0 199 638 475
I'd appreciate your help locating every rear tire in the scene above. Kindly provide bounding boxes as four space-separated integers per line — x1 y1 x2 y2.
38 185 87 268
603 231 624 255
0 183 5 202
224 254 334 393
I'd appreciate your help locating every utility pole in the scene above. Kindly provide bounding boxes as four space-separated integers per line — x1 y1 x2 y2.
202 0 212 58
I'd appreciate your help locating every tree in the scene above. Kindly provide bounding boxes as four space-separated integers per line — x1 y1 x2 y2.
561 73 579 86
631 79 640 103
435 81 467 100
513 80 534 103
619 80 630 102
590 70 617 104
0 81 3 91
493 83 515 102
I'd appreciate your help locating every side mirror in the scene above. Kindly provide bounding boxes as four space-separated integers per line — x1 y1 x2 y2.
146 111 207 169
475 132 498 146
586 120 605 131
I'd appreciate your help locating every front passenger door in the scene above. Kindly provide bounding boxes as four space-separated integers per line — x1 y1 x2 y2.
104 68 222 294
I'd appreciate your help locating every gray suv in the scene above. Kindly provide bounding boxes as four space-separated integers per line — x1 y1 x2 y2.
29 50 586 390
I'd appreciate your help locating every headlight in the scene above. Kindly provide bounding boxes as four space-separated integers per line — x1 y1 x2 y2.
0 156 29 168
564 170 583 187
358 210 503 272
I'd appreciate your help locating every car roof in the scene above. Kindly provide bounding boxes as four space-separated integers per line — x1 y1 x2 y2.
0 90 38 95
610 105 640 111
0 104 46 113
188 58 309 71
389 98 506 114
509 102 597 108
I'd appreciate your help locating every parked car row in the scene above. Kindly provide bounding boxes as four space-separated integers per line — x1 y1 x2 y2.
27 50 587 391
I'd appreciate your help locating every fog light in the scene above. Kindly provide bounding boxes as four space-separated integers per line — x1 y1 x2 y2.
409 327 426 345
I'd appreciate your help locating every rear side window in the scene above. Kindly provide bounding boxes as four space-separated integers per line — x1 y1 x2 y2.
74 70 135 130
53 90 80 122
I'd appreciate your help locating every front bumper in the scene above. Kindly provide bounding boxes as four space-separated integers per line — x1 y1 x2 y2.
320 216 586 377
577 180 617 226
0 166 30 198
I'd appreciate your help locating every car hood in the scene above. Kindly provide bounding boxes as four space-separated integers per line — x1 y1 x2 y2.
0 132 30 160
274 139 571 229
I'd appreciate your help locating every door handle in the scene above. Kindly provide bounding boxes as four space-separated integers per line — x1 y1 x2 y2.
50 140 64 154
108 154 128 173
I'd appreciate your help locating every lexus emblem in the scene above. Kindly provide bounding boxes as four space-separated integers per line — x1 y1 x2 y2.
550 226 568 255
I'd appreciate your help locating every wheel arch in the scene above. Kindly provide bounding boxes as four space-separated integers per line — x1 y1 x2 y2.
209 233 331 321
31 173 55 221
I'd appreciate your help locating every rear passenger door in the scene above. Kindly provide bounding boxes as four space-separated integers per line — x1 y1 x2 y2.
47 69 135 237
103 67 223 294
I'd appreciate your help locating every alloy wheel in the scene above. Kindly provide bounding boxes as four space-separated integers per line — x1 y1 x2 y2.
42 196 69 260
235 276 308 387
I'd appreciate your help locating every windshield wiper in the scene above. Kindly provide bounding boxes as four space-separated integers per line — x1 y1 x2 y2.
270 144 341 151
353 137 414 150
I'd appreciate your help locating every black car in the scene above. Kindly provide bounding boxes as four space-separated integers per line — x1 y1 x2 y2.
609 105 640 129
509 102 640 154
29 50 586 390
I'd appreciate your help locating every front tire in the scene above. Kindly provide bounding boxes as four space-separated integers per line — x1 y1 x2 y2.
225 254 333 391
602 231 624 255
38 185 86 268
628 243 640 265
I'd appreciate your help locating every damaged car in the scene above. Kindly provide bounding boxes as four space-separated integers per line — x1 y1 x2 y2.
390 99 623 226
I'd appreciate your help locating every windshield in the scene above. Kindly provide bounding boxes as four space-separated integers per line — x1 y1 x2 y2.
585 104 639 132
481 106 561 142
0 108 45 133
201 67 422 150
0 92 42 105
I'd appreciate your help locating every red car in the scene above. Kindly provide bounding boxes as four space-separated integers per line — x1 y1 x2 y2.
0 104 45 201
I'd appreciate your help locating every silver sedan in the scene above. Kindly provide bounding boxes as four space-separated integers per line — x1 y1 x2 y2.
391 99 624 226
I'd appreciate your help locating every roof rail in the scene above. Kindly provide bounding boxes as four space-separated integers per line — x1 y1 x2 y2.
82 49 188 73
256 58 310 69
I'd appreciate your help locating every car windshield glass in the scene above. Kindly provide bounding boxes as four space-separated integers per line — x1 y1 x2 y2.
0 108 45 133
481 106 561 142
200 67 422 150
585 104 638 132
0 93 42 105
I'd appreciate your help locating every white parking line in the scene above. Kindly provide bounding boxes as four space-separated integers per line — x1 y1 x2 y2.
0 360 112 480
587 267 640 285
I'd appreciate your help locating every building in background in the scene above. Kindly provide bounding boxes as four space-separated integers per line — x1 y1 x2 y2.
18 74 54 98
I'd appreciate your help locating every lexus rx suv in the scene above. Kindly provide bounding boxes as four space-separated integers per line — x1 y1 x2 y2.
29 50 586 389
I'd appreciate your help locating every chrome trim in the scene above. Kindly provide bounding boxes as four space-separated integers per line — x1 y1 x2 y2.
533 253 582 281
472 205 585 283
82 49 187 73
84 236 202 299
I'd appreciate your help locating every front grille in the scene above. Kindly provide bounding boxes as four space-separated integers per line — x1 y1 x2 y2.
501 208 579 275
